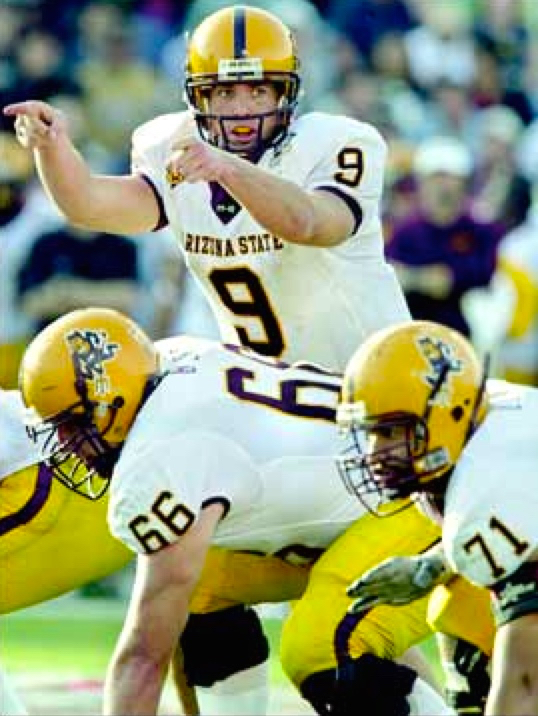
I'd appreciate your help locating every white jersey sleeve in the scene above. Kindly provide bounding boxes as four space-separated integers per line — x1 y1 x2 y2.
130 111 195 210
108 428 259 555
0 389 40 481
264 112 387 260
299 112 386 240
443 381 538 587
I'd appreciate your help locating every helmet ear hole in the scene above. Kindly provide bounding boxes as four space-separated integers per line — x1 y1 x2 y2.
451 405 465 422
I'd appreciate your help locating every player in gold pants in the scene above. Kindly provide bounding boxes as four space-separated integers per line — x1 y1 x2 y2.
2 463 494 715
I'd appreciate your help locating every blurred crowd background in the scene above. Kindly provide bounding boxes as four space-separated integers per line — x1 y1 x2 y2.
3 0 538 400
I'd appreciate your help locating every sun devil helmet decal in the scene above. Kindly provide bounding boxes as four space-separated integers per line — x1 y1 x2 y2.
417 335 463 405
66 329 119 396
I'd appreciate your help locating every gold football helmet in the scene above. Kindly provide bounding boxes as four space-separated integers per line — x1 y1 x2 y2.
185 5 300 152
20 308 159 498
336 321 489 514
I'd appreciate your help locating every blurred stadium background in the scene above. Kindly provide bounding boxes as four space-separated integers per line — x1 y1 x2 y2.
2 0 538 712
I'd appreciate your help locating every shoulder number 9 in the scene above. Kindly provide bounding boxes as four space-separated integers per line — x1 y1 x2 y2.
335 147 364 188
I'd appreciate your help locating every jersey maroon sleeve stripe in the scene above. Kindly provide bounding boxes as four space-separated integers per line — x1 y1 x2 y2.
315 185 363 236
138 173 169 230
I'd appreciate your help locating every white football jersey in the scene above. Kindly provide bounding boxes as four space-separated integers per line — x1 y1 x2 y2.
108 336 365 556
131 111 410 370
443 379 538 587
0 389 40 482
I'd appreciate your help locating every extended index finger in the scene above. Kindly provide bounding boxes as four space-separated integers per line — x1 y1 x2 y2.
3 100 52 122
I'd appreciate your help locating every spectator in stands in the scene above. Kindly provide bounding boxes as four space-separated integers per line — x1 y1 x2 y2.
7 26 78 104
386 135 504 337
403 1 476 93
471 36 534 125
370 30 429 143
16 225 142 333
471 104 531 230
75 17 177 170
0 130 61 389
327 0 416 66
472 0 530 92
420 78 482 150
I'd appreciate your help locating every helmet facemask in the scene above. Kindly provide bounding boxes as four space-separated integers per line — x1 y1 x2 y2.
185 74 300 156
184 5 301 157
337 410 448 516
26 383 124 500
337 348 489 517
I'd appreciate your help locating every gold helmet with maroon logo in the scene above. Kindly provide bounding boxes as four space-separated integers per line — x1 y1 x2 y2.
336 321 489 514
20 308 159 498
185 5 300 152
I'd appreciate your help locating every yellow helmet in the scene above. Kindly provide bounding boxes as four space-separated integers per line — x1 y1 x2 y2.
20 308 159 498
336 320 489 513
185 5 300 152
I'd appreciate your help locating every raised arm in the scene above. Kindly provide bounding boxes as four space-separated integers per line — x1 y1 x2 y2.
3 100 160 235
103 503 224 715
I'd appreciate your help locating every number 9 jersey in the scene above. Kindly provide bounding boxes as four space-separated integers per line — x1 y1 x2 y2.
131 111 410 371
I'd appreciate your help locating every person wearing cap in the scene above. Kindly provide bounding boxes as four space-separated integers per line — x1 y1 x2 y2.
386 135 505 338
0 131 62 389
470 105 530 230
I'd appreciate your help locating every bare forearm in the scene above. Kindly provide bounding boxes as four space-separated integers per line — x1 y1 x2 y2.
218 155 317 243
487 617 538 715
104 589 192 715
34 136 97 226
103 650 168 716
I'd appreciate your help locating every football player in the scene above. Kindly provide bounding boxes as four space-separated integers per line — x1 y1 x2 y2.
19 307 457 716
0 386 132 715
3 5 486 711
337 320 538 715
3 5 412 712
3 5 409 371
0 373 308 715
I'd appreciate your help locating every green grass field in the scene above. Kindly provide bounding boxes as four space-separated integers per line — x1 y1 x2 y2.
2 595 442 715
1 596 312 714
2 599 287 678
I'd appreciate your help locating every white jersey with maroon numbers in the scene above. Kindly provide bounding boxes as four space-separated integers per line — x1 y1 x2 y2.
108 335 365 556
131 111 409 370
443 379 538 587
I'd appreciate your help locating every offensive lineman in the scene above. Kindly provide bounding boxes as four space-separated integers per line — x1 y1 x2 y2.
19 307 455 716
0 388 132 715
337 320 538 715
